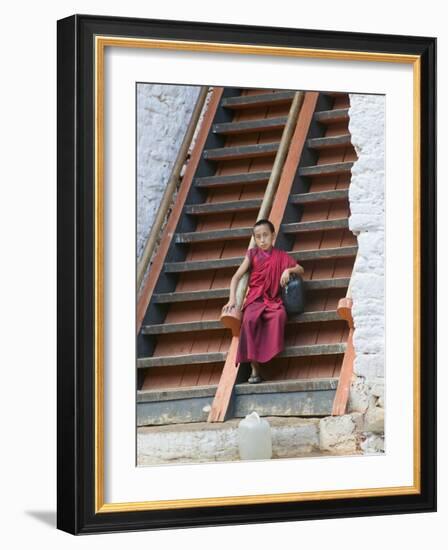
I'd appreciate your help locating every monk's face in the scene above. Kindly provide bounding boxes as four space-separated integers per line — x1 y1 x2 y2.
253 224 275 251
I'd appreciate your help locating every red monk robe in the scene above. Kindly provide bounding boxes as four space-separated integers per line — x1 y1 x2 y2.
235 245 298 365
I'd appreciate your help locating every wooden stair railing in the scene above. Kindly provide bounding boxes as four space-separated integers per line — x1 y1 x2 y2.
332 266 356 415
208 91 320 422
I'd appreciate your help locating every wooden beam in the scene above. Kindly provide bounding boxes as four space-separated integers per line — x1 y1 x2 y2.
163 245 357 273
194 170 270 188
332 297 355 415
290 188 349 204
221 91 295 109
282 218 349 233
314 108 349 124
207 337 240 422
141 309 342 335
203 141 279 161
299 161 353 177
137 342 346 369
332 328 355 415
213 116 288 135
185 198 261 215
307 134 352 150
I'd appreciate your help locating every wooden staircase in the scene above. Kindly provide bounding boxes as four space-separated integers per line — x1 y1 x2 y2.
137 88 358 426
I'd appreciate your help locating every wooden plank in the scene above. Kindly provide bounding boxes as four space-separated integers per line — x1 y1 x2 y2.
233 388 335 417
213 116 288 135
152 288 229 303
332 328 355 415
203 142 279 161
299 161 354 177
282 218 349 233
185 198 262 215
314 108 349 124
136 87 224 333
194 170 270 188
234 377 338 394
137 377 340 425
221 91 295 109
290 188 349 204
138 343 345 370
142 320 224 335
175 226 252 244
163 245 357 273
307 134 352 150
141 310 342 335
152 278 349 303
137 385 217 402
138 352 227 369
208 336 240 422
137 396 213 426
278 343 346 358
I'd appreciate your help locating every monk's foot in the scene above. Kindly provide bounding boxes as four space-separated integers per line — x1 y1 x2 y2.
248 374 263 384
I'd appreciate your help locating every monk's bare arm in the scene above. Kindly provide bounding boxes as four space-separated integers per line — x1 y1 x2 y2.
222 255 250 311
289 263 304 277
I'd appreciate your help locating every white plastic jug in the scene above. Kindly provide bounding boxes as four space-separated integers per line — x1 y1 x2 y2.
238 411 272 460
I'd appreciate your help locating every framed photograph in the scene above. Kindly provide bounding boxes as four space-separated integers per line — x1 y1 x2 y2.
57 14 436 534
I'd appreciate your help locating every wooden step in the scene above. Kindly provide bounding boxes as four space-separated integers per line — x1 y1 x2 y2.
141 310 342 335
298 161 354 178
306 277 350 290
314 108 349 125
307 134 352 150
137 342 346 369
203 142 279 162
185 198 262 216
137 351 227 369
185 190 350 218
290 188 349 205
164 245 358 273
282 218 349 234
194 171 271 189
221 91 295 110
152 288 229 303
213 116 288 135
137 377 340 425
175 226 252 244
152 277 350 303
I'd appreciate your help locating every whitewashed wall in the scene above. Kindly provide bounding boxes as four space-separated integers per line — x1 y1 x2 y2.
137 83 201 262
346 93 386 453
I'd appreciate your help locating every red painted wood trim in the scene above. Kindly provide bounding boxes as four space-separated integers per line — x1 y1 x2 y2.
269 92 320 230
332 327 355 415
207 337 240 422
136 87 224 334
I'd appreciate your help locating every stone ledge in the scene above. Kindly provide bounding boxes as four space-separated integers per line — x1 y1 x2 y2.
137 415 364 466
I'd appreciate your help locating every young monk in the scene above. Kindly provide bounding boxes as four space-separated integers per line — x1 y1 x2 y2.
222 219 304 383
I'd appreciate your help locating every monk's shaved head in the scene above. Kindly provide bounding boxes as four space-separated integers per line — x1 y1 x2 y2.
253 219 275 234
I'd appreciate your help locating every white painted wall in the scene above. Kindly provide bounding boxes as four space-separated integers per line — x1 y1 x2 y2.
346 93 386 452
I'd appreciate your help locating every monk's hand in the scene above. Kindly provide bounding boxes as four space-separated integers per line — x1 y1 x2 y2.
222 300 237 313
280 268 291 287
